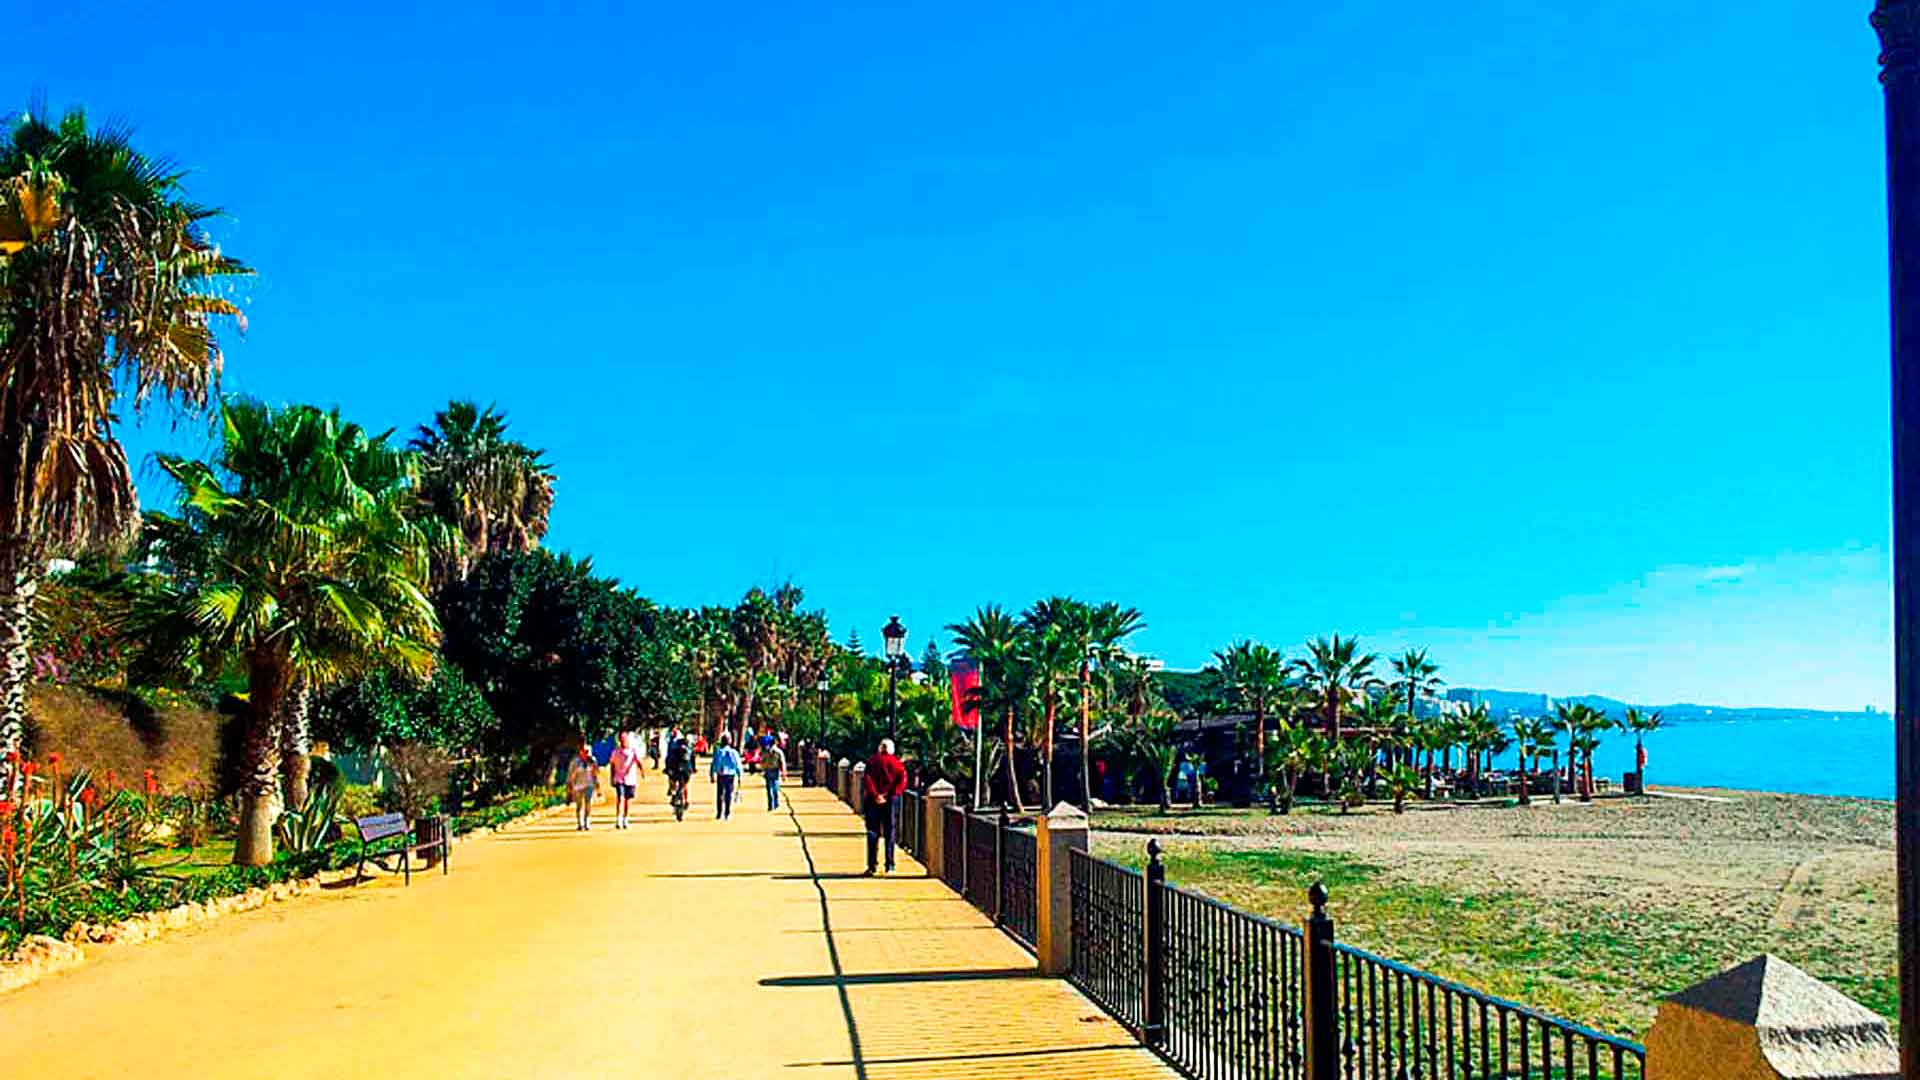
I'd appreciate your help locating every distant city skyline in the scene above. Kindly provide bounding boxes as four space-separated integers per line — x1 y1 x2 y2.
27 0 1893 713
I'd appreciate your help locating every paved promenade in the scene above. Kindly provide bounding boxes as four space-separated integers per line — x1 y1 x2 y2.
0 776 1174 1079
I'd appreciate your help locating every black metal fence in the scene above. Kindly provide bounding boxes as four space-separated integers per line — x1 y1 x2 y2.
942 803 965 886
964 810 1000 914
1330 942 1643 1080
1067 841 1644 1080
1000 824 1037 947
1070 847 1144 1030
898 791 922 860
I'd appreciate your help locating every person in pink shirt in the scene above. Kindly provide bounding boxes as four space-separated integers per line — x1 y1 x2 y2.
608 731 646 829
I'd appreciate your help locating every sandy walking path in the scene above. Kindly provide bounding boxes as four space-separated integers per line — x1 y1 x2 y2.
0 776 1173 1079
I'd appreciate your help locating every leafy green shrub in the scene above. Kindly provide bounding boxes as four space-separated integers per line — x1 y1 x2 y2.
336 784 381 822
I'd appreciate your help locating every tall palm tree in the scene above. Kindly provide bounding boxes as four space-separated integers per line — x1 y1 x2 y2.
1020 598 1081 809
0 109 248 783
1557 703 1610 801
1083 601 1144 809
409 401 553 585
137 400 438 865
1213 640 1288 780
948 605 1026 810
1295 634 1379 744
1458 704 1500 796
1620 707 1663 795
1389 649 1442 767
729 587 778 744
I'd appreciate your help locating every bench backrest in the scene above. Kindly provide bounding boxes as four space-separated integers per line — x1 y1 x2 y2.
355 812 409 842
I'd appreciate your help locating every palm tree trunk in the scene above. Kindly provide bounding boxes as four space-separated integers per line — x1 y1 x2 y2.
279 680 313 810
235 650 290 866
1043 693 1057 809
1254 701 1267 778
1079 664 1092 813
0 539 39 797
1003 705 1022 812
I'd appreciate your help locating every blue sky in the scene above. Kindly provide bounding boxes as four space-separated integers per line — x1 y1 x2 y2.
20 1 1893 708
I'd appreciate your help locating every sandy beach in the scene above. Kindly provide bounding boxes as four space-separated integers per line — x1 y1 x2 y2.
1092 787 1894 1038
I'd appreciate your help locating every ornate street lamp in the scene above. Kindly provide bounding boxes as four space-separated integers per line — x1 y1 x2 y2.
882 616 908 744
1874 2 1920 1067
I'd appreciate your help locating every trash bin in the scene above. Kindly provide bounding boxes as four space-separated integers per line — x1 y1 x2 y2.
1623 771 1642 795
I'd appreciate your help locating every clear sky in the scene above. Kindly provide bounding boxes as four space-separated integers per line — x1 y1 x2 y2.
18 1 1894 709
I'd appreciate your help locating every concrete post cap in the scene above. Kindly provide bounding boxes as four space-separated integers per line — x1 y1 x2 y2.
927 779 957 796
1648 954 1897 1079
852 763 866 772
838 758 851 767
1044 801 1090 826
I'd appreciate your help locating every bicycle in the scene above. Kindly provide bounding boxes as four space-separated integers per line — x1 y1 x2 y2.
668 774 690 821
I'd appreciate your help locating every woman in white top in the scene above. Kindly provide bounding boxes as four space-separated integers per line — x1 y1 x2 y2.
565 742 600 831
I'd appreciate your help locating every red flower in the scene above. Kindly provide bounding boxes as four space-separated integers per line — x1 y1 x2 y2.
106 770 118 789
79 786 97 810
143 770 158 796
21 762 37 779
0 800 13 818
46 752 62 770
1 823 13 862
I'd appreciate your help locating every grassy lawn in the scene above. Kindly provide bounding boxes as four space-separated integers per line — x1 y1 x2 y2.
137 841 238 878
1091 790 1895 1041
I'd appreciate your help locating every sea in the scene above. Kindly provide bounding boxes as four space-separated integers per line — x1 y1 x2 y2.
1581 712 1893 801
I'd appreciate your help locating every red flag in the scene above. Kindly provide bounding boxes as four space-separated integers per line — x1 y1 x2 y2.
950 657 981 730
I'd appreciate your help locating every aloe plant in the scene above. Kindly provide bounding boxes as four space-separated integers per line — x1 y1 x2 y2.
274 783 344 854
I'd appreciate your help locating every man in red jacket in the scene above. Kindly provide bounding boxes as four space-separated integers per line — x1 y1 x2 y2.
861 738 909 875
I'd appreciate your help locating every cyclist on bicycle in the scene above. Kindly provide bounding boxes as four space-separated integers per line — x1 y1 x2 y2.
664 728 694 812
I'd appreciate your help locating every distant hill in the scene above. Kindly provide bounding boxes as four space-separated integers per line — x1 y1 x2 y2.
1154 669 1881 724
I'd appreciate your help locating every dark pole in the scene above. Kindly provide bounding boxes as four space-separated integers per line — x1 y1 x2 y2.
1304 882 1338 1080
1875 4 1920 1071
887 658 900 744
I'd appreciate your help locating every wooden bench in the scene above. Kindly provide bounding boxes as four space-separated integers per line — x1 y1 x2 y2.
352 812 451 885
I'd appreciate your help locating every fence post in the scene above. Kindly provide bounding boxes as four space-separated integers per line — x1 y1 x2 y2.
851 763 867 815
837 759 852 805
924 780 955 881
1035 801 1087 976
816 749 829 790
1143 838 1167 1047
1304 882 1338 1080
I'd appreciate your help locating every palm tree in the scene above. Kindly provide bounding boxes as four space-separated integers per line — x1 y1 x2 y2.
409 401 553 585
1556 703 1610 801
1458 705 1500 796
137 400 438 865
948 605 1026 810
0 109 249 783
1265 726 1325 813
1389 648 1442 766
1510 717 1552 805
1295 634 1379 744
1020 598 1083 809
1083 602 1144 809
1125 705 1180 812
1383 764 1421 813
729 587 778 744
1213 641 1288 782
1620 707 1663 794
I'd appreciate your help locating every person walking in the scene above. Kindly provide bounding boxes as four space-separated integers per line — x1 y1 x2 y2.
565 742 600 831
861 738 908 875
710 733 743 820
762 737 787 811
608 732 645 829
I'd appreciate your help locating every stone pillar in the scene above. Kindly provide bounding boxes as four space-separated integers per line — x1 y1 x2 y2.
1035 801 1089 976
837 759 852 805
816 750 829 791
851 763 867 814
923 780 956 881
1644 954 1897 1079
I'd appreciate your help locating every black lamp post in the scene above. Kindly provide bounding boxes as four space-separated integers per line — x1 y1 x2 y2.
817 668 833 787
1873 4 1920 1067
882 615 908 744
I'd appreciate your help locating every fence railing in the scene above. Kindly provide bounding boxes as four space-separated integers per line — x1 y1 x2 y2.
964 809 1001 915
1066 840 1644 1080
1070 848 1144 1031
898 791 922 860
1330 942 1644 1080
941 803 965 887
999 825 1037 947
